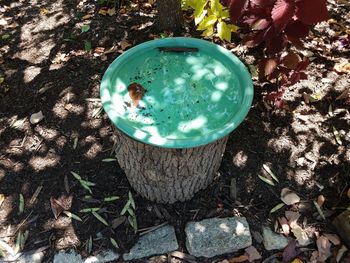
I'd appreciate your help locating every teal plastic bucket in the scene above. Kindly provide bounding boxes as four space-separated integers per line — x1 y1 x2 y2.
100 37 253 148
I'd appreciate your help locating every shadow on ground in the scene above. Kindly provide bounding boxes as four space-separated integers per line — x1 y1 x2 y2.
0 0 349 261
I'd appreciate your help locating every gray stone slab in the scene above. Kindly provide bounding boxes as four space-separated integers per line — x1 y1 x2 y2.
185 217 252 258
53 250 83 263
84 250 119 263
333 210 350 248
123 225 178 261
262 227 289 250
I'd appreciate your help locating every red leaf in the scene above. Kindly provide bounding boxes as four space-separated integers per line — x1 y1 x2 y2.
285 20 310 39
266 33 288 55
296 59 309 71
271 0 296 32
275 99 286 109
252 18 271 30
299 72 307 80
296 0 329 25
282 51 301 69
241 31 264 47
283 240 298 262
227 0 248 22
258 58 279 79
251 0 275 7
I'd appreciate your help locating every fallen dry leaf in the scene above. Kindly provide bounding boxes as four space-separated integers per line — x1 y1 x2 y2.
50 195 73 219
291 259 303 263
323 233 340 245
228 254 249 263
30 111 44 124
143 2 152 9
285 211 300 228
283 240 298 262
119 39 131 51
292 225 309 246
334 61 350 73
278 216 290 236
336 245 348 262
0 194 5 207
317 195 325 207
107 8 116 16
336 89 350 101
347 187 350 199
82 14 93 20
111 216 126 229
128 82 145 106
317 235 332 262
98 8 108 16
245 246 262 262
281 188 301 205
40 8 48 15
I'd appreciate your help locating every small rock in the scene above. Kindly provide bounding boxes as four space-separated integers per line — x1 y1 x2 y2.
263 227 289 250
333 210 350 248
84 249 119 263
30 111 44 124
53 250 83 263
185 217 252 258
123 225 178 261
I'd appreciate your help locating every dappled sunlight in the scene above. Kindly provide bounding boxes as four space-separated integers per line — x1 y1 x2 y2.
29 153 60 171
232 151 248 168
23 66 42 83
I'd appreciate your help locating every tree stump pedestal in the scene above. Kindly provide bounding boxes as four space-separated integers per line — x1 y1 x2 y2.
115 130 228 204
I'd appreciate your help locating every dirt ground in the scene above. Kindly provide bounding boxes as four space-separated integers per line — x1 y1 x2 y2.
0 0 349 262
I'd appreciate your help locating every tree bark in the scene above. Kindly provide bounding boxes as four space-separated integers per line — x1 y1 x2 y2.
156 0 183 33
115 130 228 204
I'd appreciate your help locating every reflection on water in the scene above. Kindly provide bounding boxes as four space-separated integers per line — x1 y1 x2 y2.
108 48 242 140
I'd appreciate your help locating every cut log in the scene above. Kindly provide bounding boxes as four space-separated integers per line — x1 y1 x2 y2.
115 130 228 204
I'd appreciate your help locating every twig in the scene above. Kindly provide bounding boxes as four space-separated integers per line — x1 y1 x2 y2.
10 135 27 148
138 222 168 236
261 252 282 263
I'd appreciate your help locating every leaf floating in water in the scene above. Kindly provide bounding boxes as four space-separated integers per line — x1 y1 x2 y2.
127 82 145 106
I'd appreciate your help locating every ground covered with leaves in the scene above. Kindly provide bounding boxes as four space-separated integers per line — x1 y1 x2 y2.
0 0 349 262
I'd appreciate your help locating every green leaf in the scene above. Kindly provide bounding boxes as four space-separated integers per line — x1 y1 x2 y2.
313 200 325 220
80 179 96 187
73 137 78 149
80 181 93 194
128 191 135 209
104 196 120 202
217 21 231 42
126 207 135 217
19 194 24 215
210 0 222 17
92 211 109 226
1 34 10 40
63 211 83 222
84 40 92 52
197 15 217 31
71 171 81 180
270 203 285 213
194 0 208 24
14 231 22 254
258 175 275 186
201 26 214 37
81 24 90 33
263 164 279 183
110 237 119 249
86 236 92 253
120 199 131 215
80 207 100 213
